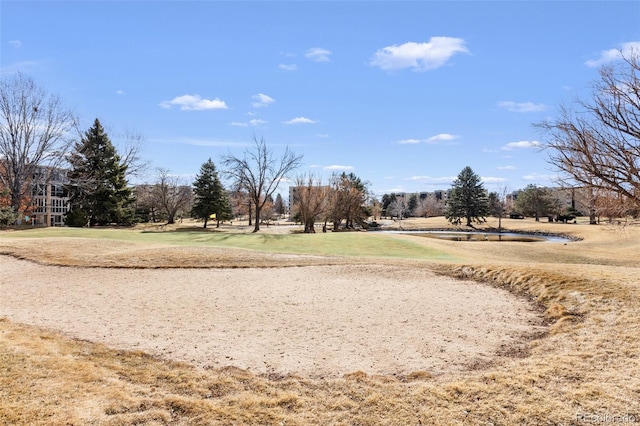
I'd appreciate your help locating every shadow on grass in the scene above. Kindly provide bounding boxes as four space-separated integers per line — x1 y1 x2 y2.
140 226 226 234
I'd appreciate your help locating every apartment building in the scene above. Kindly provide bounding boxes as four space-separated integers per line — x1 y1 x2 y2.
29 166 69 226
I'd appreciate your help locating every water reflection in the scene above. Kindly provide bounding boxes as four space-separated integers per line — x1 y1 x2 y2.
386 230 571 243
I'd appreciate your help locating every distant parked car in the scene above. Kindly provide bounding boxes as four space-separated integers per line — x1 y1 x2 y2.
509 212 524 219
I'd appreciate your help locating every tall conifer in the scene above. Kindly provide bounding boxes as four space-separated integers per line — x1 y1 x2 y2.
191 158 231 228
65 119 133 226
445 166 489 226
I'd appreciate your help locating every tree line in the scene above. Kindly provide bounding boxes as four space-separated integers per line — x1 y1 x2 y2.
2 48 639 228
63 121 296 231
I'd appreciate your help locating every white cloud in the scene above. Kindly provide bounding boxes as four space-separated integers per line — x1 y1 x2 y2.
251 93 275 108
397 133 459 145
370 37 468 72
481 176 508 184
9 40 22 48
159 94 228 110
230 119 268 127
427 133 459 143
279 64 298 71
585 41 640 67
305 47 331 62
116 90 125 96
384 187 406 193
497 101 548 113
324 165 354 171
397 138 422 145
497 165 516 171
523 172 555 182
283 116 316 125
315 133 329 138
406 175 457 184
501 140 541 150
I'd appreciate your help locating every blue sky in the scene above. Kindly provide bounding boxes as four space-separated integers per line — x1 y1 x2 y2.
2 1 639 197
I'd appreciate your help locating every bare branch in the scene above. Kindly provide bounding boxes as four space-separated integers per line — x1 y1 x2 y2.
222 137 302 232
0 72 77 213
537 48 640 205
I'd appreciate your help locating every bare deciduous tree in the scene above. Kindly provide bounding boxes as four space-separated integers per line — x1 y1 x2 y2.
113 127 150 180
388 199 410 221
223 137 302 232
0 72 77 214
152 168 192 224
488 185 510 232
416 193 444 218
328 172 369 230
537 49 640 210
592 188 632 223
292 174 328 233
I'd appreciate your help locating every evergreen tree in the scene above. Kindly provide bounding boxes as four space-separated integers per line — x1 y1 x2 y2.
445 166 489 226
514 184 560 222
407 193 418 217
274 193 285 216
381 193 395 218
65 119 133 226
191 158 231 228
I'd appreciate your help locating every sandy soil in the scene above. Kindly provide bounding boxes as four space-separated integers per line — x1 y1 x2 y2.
0 256 545 378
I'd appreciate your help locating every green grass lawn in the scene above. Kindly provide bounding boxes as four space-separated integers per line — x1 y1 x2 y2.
0 226 455 261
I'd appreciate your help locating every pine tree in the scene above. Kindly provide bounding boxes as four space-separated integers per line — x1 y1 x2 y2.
65 119 133 226
191 158 231 228
445 166 489 226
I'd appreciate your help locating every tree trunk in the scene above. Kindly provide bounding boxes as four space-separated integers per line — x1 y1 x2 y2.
253 204 261 232
203 218 208 228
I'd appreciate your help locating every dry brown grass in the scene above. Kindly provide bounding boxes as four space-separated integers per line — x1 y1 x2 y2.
2 217 640 424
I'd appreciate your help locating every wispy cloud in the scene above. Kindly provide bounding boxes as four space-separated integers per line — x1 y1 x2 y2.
305 47 331 62
498 101 548 113
501 140 541 150
9 40 23 48
405 175 456 184
230 119 268 127
497 165 516 171
397 138 422 145
278 64 298 71
283 116 316 125
159 94 228 110
324 165 354 171
585 41 640 67
397 133 459 144
481 176 508 184
0 60 39 76
251 93 275 108
523 172 555 182
315 133 330 138
370 37 468 72
116 90 125 96
152 137 248 148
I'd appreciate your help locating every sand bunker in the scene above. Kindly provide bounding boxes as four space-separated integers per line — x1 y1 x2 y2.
0 256 545 378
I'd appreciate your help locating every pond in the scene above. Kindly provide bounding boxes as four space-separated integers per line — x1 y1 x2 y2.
385 230 573 243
